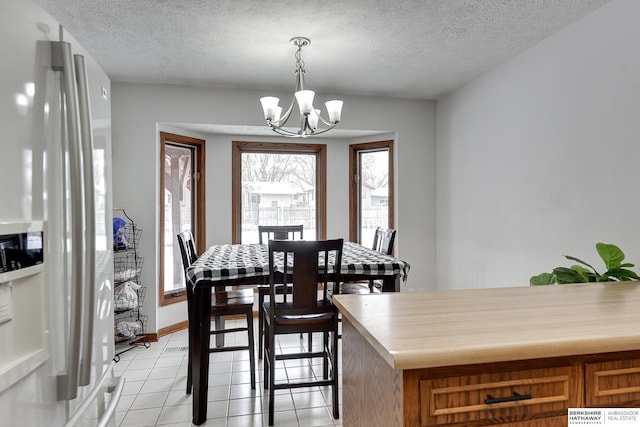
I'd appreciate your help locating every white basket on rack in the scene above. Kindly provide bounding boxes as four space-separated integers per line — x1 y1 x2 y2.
114 280 141 311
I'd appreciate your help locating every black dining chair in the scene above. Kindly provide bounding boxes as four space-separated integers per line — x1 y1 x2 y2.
177 230 256 395
258 224 303 243
263 238 343 426
340 227 397 294
373 226 396 256
257 224 304 359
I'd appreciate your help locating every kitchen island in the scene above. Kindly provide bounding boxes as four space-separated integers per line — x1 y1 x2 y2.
333 282 640 426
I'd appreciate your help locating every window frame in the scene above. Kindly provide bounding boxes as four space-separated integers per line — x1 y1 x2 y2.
232 141 327 243
349 140 394 244
159 131 206 306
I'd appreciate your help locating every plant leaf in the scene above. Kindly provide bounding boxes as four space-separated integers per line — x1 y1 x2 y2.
571 265 595 281
606 268 640 281
564 255 600 276
596 242 625 270
530 272 557 286
538 243 639 286
553 266 589 284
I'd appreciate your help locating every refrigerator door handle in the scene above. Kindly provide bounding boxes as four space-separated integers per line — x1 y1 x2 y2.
62 364 124 427
74 53 96 388
96 375 125 427
50 40 86 402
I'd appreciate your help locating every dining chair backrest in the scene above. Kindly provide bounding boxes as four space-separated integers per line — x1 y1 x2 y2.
177 230 198 293
258 225 303 244
177 231 199 320
372 227 396 256
268 239 343 310
177 230 257 396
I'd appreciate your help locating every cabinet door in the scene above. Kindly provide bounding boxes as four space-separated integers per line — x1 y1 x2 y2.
586 358 640 407
420 366 579 426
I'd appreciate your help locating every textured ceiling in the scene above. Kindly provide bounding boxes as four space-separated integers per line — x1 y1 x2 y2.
34 0 610 100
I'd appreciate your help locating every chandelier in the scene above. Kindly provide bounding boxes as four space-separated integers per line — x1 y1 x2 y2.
260 37 343 138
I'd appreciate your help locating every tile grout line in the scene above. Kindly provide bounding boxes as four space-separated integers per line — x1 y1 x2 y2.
115 320 342 426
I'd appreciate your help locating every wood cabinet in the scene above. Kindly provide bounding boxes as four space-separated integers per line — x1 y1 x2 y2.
343 316 640 426
419 365 580 426
333 283 640 427
585 357 640 408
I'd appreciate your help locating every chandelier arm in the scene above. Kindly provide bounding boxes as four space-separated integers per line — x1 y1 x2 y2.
272 67 304 127
274 96 296 127
277 68 304 126
317 115 337 127
307 123 338 136
269 124 304 138
299 113 309 137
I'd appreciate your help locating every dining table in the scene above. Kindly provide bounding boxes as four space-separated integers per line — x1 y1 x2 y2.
185 241 410 425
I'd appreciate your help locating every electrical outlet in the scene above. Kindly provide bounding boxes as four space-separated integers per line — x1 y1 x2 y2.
0 283 12 325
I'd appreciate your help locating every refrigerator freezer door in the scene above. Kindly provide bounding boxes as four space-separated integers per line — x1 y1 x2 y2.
0 1 65 422
0 0 115 425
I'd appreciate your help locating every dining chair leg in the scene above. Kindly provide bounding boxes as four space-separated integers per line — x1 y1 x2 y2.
186 309 193 394
215 315 224 348
267 328 276 426
322 331 330 380
263 314 269 390
246 309 256 389
258 290 265 359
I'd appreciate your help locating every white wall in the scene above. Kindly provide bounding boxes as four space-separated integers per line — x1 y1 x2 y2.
111 85 435 331
436 0 640 290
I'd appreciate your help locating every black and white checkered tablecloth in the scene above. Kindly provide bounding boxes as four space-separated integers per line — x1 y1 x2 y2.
186 242 410 288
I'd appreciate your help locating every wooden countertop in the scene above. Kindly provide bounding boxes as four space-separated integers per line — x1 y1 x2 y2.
332 282 640 371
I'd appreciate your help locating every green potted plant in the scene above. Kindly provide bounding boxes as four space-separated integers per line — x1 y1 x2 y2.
530 242 640 285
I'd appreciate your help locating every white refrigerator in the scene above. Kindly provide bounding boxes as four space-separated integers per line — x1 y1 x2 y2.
0 0 121 425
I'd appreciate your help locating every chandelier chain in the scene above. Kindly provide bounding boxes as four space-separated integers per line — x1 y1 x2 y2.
295 45 305 73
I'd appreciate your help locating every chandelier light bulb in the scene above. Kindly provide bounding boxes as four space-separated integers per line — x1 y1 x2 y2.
295 90 315 115
325 100 343 123
308 109 320 130
260 96 280 121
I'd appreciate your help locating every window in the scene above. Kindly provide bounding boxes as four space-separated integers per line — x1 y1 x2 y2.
232 141 326 243
159 132 205 305
349 140 394 246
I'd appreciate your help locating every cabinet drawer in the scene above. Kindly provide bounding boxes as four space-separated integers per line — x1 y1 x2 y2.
420 366 579 426
586 358 640 407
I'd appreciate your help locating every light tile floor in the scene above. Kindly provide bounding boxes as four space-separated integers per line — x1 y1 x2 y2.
114 318 342 427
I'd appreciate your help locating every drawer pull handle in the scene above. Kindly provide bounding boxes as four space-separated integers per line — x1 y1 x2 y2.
485 391 532 405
